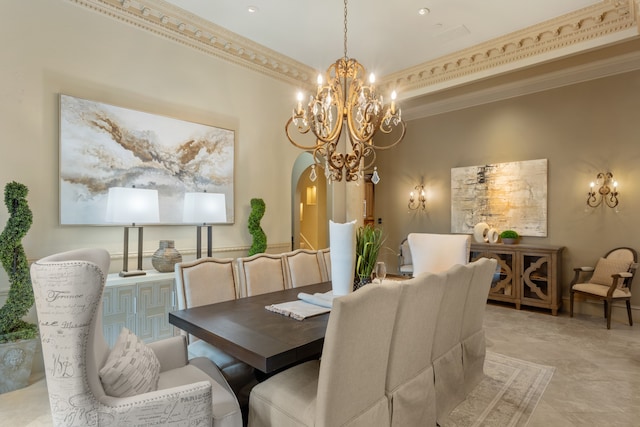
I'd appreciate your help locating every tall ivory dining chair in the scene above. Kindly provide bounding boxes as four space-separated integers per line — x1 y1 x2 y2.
385 271 446 426
570 247 638 329
398 237 413 276
282 249 326 287
236 253 289 297
460 258 497 393
319 248 331 280
407 233 471 276
431 262 474 424
31 248 242 427
175 257 255 397
248 282 402 427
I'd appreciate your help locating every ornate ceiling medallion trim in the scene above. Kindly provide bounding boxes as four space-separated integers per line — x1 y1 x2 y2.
382 0 639 95
68 0 317 89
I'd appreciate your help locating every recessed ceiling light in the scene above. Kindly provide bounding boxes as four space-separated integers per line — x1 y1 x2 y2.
248 5 259 13
418 8 430 16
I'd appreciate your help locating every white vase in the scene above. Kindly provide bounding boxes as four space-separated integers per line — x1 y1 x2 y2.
329 220 356 296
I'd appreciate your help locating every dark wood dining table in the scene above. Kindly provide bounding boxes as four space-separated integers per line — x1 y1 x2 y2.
169 282 332 374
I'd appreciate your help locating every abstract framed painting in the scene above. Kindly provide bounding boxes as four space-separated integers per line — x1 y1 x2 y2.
59 94 234 225
451 159 547 237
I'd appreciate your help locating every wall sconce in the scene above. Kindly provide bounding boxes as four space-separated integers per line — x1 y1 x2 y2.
587 172 619 209
183 192 227 258
106 187 160 277
408 184 426 211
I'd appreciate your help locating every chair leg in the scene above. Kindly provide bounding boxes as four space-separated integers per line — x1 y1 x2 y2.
603 301 608 318
627 300 633 326
606 300 612 329
569 290 574 317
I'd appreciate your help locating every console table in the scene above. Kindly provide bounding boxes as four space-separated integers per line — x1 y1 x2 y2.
103 271 176 347
470 243 564 315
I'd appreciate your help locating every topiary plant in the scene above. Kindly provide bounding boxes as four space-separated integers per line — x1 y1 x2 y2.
0 181 38 343
248 198 267 256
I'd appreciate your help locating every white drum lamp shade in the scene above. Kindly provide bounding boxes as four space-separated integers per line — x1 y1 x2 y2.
183 192 226 258
183 192 227 224
105 187 159 277
106 187 160 224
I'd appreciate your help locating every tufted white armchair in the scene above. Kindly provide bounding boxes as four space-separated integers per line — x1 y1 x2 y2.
30 248 242 427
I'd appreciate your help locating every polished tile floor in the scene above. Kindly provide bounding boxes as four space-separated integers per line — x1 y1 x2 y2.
2 303 639 426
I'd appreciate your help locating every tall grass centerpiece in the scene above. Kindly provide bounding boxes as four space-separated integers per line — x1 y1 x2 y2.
354 224 385 289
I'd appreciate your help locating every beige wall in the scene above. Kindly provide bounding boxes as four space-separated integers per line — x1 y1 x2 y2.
0 0 302 291
375 68 640 316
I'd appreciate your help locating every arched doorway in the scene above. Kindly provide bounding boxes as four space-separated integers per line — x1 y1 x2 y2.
291 153 328 250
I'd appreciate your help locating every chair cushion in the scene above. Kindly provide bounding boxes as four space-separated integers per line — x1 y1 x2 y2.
573 282 631 298
589 257 631 286
99 327 161 397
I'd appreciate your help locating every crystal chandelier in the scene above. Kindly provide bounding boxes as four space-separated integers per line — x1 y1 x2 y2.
285 0 406 184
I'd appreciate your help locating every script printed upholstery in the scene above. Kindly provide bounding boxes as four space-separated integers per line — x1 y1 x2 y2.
248 282 402 427
408 233 471 276
31 248 242 427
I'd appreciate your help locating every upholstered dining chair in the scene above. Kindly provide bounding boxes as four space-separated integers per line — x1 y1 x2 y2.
407 233 471 276
460 258 498 393
236 253 289 297
398 237 413 276
282 249 326 287
175 257 255 397
431 262 474 424
30 248 242 427
319 247 331 279
385 271 446 427
248 282 402 427
570 247 638 329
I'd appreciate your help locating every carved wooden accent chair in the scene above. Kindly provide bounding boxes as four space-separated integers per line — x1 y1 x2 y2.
570 247 638 329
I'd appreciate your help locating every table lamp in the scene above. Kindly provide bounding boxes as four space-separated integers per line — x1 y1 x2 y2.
183 192 226 258
106 187 160 277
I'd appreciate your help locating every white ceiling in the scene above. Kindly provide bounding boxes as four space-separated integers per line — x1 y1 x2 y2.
164 0 602 77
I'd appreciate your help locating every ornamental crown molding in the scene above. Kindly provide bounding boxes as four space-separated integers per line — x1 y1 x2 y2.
69 0 639 97
382 0 640 97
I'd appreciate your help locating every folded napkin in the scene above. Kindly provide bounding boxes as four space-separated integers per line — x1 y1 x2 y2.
265 300 331 321
297 291 335 308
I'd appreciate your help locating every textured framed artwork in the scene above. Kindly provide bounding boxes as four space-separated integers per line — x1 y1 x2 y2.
451 159 547 237
59 94 234 225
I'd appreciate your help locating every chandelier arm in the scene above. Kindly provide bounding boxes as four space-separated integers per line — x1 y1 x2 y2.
285 117 328 150
367 120 407 150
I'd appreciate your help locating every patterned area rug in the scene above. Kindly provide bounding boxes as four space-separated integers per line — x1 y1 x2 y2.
442 351 554 427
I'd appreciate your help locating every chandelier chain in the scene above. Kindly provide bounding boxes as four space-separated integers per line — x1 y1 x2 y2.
343 0 348 60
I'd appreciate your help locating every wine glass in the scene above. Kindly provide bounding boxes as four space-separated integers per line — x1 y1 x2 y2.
374 261 387 284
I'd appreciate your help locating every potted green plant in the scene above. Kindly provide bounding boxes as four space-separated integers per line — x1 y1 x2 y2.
0 182 39 394
500 229 519 245
248 198 267 256
354 224 385 289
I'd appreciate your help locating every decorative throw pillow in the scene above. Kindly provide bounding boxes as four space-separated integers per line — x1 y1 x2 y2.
99 327 161 397
589 257 631 287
